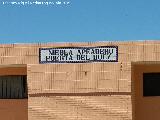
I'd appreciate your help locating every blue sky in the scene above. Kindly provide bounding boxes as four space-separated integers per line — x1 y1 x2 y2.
0 0 160 43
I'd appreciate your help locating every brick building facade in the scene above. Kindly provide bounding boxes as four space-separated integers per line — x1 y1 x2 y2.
0 40 159 120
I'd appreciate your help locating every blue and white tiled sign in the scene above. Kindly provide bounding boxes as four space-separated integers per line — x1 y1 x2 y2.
39 46 118 63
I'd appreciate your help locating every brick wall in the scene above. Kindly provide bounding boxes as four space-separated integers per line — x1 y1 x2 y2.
0 40 159 120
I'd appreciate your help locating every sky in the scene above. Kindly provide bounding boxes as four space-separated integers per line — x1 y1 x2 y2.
0 0 160 43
